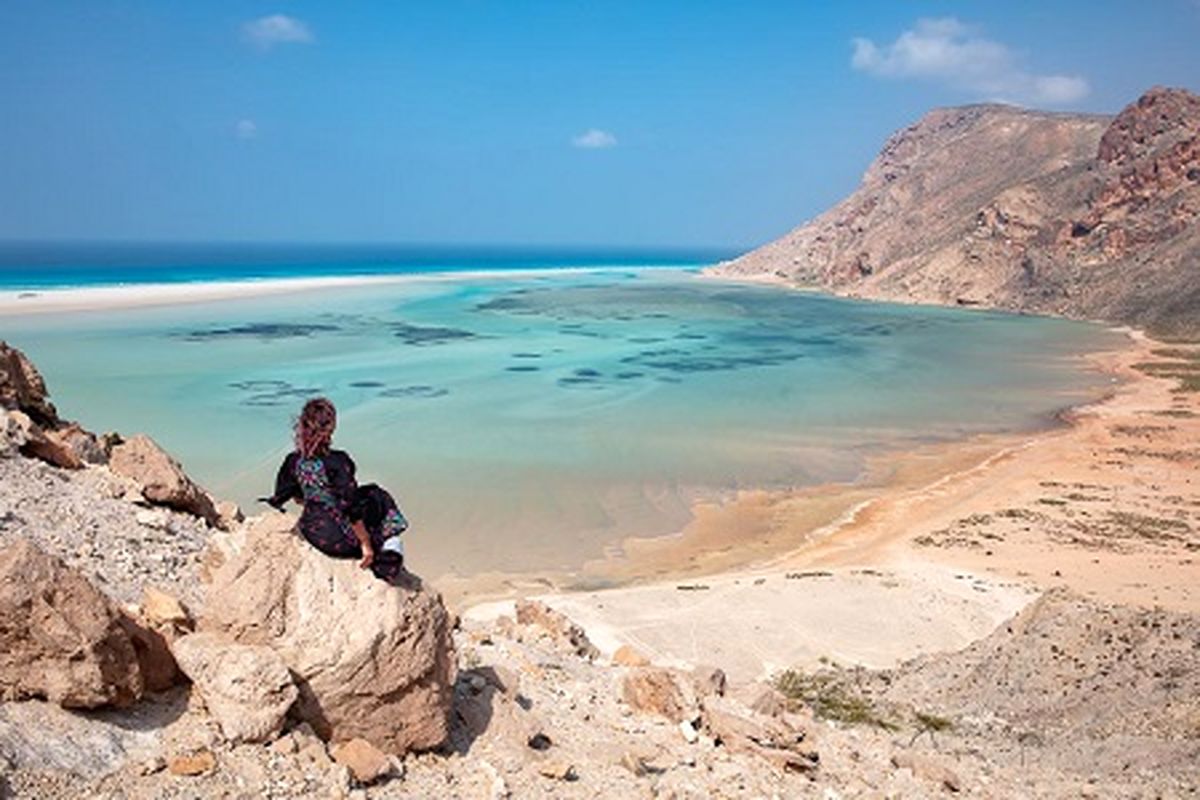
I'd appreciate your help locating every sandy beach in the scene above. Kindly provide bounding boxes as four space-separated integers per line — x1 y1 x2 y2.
0 267 623 317
463 328 1199 683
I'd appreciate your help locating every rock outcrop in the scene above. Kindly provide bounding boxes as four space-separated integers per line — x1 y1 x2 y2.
172 632 298 744
109 434 222 528
0 342 58 427
196 513 456 754
714 87 1200 338
0 539 143 708
515 599 600 660
621 667 699 724
0 342 106 468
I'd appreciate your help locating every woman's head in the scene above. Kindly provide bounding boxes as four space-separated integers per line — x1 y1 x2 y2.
295 397 337 459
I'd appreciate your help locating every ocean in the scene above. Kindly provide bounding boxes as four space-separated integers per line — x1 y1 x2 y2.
0 244 1122 582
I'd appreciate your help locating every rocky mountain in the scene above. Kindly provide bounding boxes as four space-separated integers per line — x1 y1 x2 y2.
714 87 1200 338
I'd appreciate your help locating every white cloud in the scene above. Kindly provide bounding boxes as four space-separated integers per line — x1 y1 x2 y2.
235 119 258 139
242 14 314 49
571 129 618 149
851 18 1089 106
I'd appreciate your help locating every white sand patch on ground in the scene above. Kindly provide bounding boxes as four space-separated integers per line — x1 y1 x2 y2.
466 563 1036 684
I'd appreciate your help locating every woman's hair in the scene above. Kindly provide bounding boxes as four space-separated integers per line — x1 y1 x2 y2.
295 397 337 459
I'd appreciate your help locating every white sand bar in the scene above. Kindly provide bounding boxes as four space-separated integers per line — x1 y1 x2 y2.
0 277 408 316
468 563 1036 684
0 268 635 317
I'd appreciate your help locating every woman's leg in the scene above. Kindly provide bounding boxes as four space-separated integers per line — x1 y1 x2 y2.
300 510 360 558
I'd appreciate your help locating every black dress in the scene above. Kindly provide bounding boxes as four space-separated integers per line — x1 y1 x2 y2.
268 449 408 583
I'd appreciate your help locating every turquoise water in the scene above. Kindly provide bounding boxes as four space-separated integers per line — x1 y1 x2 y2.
1 268 1121 579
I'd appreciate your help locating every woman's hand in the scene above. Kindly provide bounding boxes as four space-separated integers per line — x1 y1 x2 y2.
359 545 374 569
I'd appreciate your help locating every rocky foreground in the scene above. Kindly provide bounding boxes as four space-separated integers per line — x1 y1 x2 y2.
2 341 1199 799
714 86 1200 340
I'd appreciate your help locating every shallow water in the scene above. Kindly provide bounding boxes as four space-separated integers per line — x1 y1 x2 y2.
1 269 1122 579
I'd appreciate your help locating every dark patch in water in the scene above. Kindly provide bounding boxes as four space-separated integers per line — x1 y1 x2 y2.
557 377 604 389
631 352 806 373
506 365 540 373
558 328 607 339
512 352 542 359
390 321 478 346
228 379 322 407
474 296 532 314
228 380 290 391
180 322 340 342
574 368 601 378
675 332 707 340
628 337 666 344
616 371 644 380
378 385 449 399
349 381 386 388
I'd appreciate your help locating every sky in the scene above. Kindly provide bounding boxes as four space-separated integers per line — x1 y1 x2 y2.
0 1 1197 250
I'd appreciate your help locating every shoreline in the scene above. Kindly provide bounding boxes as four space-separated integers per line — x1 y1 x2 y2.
453 327 1199 678
0 265 686 317
439 335 1129 604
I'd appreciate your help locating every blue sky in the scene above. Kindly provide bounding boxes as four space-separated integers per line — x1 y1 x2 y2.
1 1 1196 249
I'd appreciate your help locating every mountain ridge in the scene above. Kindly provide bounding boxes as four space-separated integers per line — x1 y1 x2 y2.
713 87 1200 338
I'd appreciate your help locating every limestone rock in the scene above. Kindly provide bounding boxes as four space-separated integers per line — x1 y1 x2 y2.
171 632 298 744
120 615 182 693
748 686 789 718
0 344 107 468
8 409 82 469
0 700 161 777
692 665 727 697
701 694 818 773
51 422 107 465
537 760 575 781
0 410 25 457
0 341 58 427
331 737 394 784
214 498 244 530
141 586 193 631
0 539 143 708
167 750 216 777
113 587 193 694
109 434 221 527
515 600 599 660
200 514 456 754
621 667 698 724
892 752 962 793
612 644 651 667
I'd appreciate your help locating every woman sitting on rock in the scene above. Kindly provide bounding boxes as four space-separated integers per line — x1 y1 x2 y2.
264 397 408 584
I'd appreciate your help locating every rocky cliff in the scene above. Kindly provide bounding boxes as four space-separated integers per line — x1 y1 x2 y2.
714 87 1200 338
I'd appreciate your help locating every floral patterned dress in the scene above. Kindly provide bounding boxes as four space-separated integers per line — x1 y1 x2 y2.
268 449 408 583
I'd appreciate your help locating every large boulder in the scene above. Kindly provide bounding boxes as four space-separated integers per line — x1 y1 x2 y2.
172 632 298 744
199 514 456 754
0 539 143 708
109 434 221 527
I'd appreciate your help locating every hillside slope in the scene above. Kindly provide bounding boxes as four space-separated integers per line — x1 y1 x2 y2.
715 87 1200 338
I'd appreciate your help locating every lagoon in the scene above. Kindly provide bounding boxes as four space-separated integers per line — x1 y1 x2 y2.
0 267 1120 581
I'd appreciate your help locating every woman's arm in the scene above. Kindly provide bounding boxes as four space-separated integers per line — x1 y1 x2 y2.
265 453 300 509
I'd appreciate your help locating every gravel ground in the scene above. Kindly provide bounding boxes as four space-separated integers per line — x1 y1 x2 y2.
0 453 212 608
